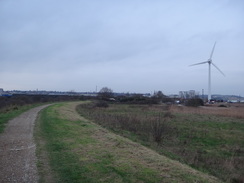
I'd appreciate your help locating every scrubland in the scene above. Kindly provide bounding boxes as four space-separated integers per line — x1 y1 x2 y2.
77 102 244 182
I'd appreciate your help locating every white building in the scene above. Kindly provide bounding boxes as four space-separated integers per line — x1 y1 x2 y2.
0 88 4 96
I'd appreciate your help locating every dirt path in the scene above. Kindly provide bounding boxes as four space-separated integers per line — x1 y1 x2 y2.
0 105 50 183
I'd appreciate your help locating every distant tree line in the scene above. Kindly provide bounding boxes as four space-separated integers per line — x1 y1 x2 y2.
97 87 204 106
97 87 173 105
1 86 205 112
0 94 85 112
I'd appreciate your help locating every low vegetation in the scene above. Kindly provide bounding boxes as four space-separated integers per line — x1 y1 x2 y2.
0 94 84 133
0 95 83 112
77 102 244 183
0 104 42 133
35 102 221 183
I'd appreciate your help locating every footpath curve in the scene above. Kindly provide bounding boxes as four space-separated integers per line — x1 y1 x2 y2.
0 105 50 183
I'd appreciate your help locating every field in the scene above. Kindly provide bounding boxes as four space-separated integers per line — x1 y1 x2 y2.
35 102 221 183
77 102 244 182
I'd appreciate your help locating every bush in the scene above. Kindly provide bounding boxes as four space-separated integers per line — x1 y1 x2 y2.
95 101 109 108
164 111 174 118
151 119 164 144
186 98 204 107
218 104 227 108
118 95 159 105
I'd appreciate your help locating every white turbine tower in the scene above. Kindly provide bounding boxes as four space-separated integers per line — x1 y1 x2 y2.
190 42 225 102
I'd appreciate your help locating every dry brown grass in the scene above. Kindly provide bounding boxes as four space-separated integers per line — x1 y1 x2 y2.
89 126 221 183
57 101 89 122
169 103 244 118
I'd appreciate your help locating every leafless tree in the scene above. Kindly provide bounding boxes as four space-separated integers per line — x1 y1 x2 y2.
98 87 114 99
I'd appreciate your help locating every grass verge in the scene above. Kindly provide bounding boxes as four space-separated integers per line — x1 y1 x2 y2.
35 102 221 183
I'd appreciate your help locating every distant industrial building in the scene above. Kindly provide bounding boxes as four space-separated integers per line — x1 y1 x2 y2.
179 90 200 99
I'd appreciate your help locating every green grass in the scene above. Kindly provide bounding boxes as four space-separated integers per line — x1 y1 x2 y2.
36 103 162 182
35 102 221 183
0 104 42 133
38 104 91 182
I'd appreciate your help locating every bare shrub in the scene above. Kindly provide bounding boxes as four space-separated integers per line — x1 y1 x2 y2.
151 121 163 143
186 98 204 107
97 87 113 100
150 114 169 144
95 101 109 108
164 111 174 118
218 104 227 108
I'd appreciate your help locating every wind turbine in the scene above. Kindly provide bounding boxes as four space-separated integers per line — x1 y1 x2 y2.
190 42 225 102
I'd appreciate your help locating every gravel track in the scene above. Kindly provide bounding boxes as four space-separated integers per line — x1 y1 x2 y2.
0 105 50 183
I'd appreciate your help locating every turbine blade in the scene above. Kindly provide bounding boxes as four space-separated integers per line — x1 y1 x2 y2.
209 41 216 59
212 62 225 76
189 61 209 66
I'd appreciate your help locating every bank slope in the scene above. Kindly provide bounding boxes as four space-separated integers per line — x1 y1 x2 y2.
35 102 221 183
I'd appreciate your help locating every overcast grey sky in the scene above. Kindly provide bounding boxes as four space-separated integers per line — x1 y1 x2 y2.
1 0 244 96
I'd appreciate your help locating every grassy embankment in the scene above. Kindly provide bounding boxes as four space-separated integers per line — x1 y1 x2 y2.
77 102 244 183
0 104 41 133
35 102 221 183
